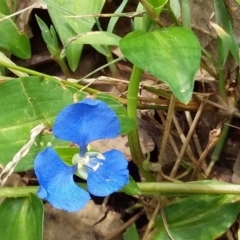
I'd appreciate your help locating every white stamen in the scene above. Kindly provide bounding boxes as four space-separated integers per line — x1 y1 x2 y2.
72 150 104 177
92 162 102 171
83 155 90 164
97 153 105 160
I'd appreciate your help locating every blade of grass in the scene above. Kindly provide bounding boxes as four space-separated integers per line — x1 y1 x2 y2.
107 0 129 33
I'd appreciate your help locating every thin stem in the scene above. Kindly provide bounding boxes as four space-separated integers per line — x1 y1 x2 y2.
181 0 191 29
218 67 227 100
54 55 72 78
138 182 240 195
79 56 125 81
2 182 240 198
207 117 232 175
170 101 206 177
127 65 154 181
0 59 51 78
0 186 38 198
106 53 120 77
142 198 161 240
104 211 144 240
158 95 176 167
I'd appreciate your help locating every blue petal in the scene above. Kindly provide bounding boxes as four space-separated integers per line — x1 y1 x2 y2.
87 150 129 196
52 99 120 154
34 147 90 212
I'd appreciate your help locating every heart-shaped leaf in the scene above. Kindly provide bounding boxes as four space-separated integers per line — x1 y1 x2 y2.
120 27 201 104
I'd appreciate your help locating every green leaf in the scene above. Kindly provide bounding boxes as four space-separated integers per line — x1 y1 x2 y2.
0 77 86 172
36 16 60 56
122 176 141 195
107 0 129 33
0 194 44 240
0 13 31 59
213 0 239 65
118 116 136 135
124 224 140 240
140 0 167 17
64 31 121 48
46 0 104 71
120 27 201 104
150 194 240 240
210 22 239 66
96 93 136 134
169 0 181 18
0 0 11 15
148 0 168 14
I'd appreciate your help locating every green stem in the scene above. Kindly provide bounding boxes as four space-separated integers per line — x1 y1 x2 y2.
0 59 51 78
2 182 240 198
138 182 240 195
181 0 191 29
55 55 72 78
0 186 37 198
106 52 120 77
127 65 154 181
218 67 227 100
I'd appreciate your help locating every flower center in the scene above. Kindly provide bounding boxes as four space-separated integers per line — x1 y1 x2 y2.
72 151 105 179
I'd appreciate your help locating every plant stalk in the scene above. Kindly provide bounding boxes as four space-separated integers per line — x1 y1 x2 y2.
127 65 154 181
2 182 240 197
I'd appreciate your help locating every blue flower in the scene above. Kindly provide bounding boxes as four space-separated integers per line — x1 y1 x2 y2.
34 99 129 212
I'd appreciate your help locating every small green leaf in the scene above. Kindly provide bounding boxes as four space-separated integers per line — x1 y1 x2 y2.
150 194 240 240
120 27 201 104
107 0 129 33
36 16 60 56
124 224 140 240
214 0 239 65
169 0 181 18
122 176 141 195
66 31 121 46
0 13 31 59
118 116 136 135
47 0 105 71
0 77 86 172
0 194 44 240
148 0 168 15
210 22 238 66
